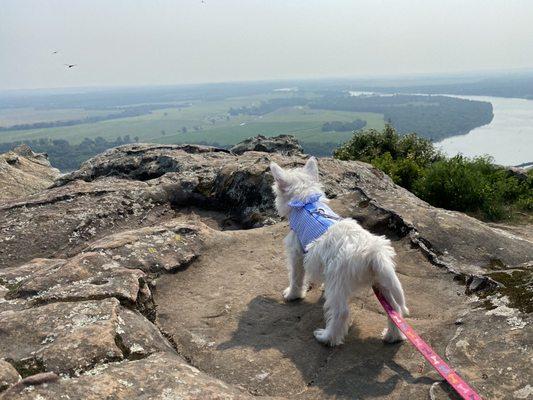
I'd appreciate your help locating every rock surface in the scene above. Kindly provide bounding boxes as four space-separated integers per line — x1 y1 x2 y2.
0 144 60 201
0 294 175 372
1 353 254 400
0 140 531 399
53 143 533 274
0 361 20 392
230 134 303 156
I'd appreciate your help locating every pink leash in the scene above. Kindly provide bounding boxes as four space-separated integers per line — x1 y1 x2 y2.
373 288 482 400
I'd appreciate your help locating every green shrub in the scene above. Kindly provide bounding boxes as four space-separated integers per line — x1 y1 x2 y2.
414 156 493 219
334 125 533 221
414 155 532 220
334 124 442 191
371 152 424 189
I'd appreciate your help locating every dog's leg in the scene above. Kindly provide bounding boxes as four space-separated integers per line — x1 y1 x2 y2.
282 231 306 301
370 247 408 343
375 272 407 343
314 260 351 346
380 287 407 343
375 281 407 343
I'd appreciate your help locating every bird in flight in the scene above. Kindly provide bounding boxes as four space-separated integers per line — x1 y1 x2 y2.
52 50 58 54
64 64 77 69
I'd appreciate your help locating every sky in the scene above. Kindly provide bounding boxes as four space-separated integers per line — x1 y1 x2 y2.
1 0 533 90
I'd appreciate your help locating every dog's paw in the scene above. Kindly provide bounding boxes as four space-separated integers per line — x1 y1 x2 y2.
382 328 406 344
313 328 343 346
313 328 331 344
283 286 304 301
401 306 410 317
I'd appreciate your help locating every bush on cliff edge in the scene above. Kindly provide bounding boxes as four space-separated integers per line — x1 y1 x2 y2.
334 125 533 221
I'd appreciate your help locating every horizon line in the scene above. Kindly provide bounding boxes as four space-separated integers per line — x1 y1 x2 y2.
2 67 533 94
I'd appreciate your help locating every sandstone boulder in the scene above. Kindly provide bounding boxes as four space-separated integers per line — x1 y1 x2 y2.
230 134 303 156
0 353 254 400
0 144 60 202
0 253 147 307
0 298 173 377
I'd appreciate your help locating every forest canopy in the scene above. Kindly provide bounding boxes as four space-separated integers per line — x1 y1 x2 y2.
321 119 366 132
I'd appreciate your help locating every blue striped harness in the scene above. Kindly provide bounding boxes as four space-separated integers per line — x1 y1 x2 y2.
288 193 341 253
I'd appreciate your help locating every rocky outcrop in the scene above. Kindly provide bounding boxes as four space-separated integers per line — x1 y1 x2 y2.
52 143 532 274
0 216 245 397
1 353 254 400
230 134 303 156
0 144 60 201
0 298 173 376
0 140 531 399
504 166 530 182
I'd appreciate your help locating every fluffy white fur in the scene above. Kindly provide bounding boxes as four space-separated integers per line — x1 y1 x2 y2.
270 157 409 346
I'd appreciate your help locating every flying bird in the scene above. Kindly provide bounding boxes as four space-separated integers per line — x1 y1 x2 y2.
52 50 58 54
64 64 77 69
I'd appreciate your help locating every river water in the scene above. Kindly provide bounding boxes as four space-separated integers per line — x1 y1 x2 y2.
435 95 533 167
349 91 533 167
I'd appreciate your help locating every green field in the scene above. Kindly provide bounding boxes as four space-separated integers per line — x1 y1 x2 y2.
0 96 384 148
0 107 113 126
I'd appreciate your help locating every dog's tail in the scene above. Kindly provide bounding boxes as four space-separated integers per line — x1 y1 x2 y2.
367 238 409 316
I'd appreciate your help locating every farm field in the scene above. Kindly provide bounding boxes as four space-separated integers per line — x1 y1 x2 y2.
0 96 384 148
0 107 112 126
0 84 494 171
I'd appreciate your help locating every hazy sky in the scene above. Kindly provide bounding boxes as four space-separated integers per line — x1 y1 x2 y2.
1 0 533 90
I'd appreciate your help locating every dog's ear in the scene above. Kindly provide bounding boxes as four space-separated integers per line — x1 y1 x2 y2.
303 157 319 181
270 162 289 190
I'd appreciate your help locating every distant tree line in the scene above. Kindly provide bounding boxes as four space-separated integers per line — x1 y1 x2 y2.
0 136 135 171
300 142 340 157
321 119 366 132
355 75 533 100
0 104 186 132
0 82 286 110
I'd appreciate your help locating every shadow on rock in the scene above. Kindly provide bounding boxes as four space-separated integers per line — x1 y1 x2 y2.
218 295 436 399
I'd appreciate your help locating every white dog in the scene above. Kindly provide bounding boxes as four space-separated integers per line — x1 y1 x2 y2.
270 157 409 346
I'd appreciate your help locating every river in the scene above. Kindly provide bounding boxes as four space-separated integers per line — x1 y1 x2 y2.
349 91 533 167
435 95 533 167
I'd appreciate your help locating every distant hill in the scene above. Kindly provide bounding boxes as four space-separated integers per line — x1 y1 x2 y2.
355 74 533 100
